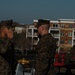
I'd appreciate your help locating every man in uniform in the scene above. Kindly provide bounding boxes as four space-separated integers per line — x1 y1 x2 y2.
0 20 15 75
34 19 57 75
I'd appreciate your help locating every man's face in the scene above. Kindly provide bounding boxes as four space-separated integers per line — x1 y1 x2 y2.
7 28 13 39
37 25 44 38
0 26 13 39
37 26 42 35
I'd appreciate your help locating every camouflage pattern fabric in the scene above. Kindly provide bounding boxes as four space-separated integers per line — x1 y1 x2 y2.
0 56 10 75
0 38 11 75
35 33 57 75
0 38 11 53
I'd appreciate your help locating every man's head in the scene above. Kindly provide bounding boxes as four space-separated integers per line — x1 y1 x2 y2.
0 20 15 39
35 19 50 36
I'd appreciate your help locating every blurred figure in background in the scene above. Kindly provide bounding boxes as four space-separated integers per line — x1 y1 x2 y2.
0 20 16 75
65 45 75 75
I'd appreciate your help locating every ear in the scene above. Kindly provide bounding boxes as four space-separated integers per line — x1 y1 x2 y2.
1 27 8 34
41 26 44 30
0 27 8 38
0 32 5 38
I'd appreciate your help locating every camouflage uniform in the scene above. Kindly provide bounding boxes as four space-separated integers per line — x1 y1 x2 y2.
35 33 57 75
0 38 12 75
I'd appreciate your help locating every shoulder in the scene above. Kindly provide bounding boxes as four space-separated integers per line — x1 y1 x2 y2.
41 33 56 42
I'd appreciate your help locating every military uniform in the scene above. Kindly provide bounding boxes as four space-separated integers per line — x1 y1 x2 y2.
0 20 16 75
35 33 57 75
0 56 10 75
0 38 13 75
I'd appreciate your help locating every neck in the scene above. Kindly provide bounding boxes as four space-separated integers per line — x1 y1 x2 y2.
41 31 48 36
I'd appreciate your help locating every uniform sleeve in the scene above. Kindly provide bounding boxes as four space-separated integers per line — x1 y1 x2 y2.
37 42 51 62
36 42 54 73
35 37 57 75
